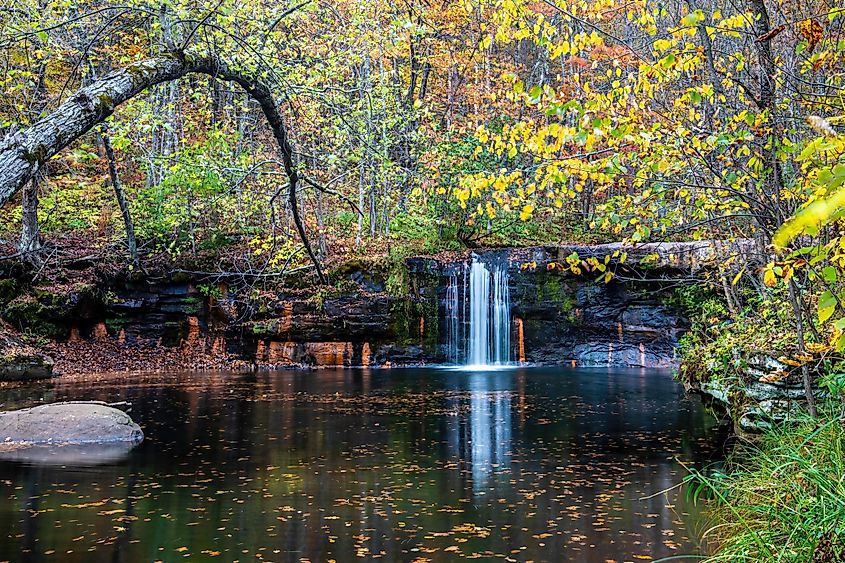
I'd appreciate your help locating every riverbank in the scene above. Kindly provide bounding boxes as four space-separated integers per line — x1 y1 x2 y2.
691 410 845 561
674 284 845 559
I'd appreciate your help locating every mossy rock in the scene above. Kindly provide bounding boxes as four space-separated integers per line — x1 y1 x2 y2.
0 279 20 307
2 294 65 339
0 325 53 381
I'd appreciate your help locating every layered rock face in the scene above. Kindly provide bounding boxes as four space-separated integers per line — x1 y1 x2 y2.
512 274 686 368
413 247 689 368
683 352 824 434
245 246 695 368
0 243 735 373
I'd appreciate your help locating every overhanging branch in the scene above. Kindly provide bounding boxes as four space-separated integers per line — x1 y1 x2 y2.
0 51 327 283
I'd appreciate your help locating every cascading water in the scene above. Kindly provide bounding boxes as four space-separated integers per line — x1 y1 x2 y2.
444 254 512 366
490 262 510 364
468 258 491 365
445 267 464 364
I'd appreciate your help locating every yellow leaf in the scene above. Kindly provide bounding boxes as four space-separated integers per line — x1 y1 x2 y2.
519 204 534 221
798 19 824 51
763 269 777 287
773 187 845 249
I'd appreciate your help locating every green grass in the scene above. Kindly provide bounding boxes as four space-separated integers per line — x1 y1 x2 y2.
685 409 845 562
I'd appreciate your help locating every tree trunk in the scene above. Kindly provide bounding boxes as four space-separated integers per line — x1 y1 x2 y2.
748 0 787 229
18 176 42 264
19 40 49 266
100 126 139 266
788 278 818 417
0 53 327 283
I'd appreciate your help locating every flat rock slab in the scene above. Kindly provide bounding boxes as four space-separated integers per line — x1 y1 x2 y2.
0 402 144 445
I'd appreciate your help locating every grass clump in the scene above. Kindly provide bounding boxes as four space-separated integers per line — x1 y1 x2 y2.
687 410 845 562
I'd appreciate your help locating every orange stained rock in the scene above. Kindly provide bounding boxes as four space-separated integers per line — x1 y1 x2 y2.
361 342 371 367
266 341 298 365
93 322 108 340
309 342 353 366
280 302 293 334
184 316 201 346
515 317 526 364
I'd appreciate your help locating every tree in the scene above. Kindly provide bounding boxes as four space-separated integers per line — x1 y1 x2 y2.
0 51 327 282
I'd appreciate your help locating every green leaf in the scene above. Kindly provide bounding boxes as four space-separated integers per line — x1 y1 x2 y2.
680 10 704 26
773 186 845 249
819 290 837 324
822 266 838 284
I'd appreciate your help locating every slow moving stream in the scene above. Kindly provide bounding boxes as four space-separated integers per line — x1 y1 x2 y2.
0 367 727 562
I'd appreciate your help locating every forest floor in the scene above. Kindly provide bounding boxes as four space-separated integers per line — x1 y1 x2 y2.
44 337 251 376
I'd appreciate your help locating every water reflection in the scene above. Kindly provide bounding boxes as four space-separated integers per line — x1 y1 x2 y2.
466 373 512 495
0 442 137 466
0 367 727 562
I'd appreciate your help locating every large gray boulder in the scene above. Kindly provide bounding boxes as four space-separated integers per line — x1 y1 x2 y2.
0 402 143 444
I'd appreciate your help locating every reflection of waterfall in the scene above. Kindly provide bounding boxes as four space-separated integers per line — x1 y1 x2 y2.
468 374 512 492
444 254 512 366
468 374 512 493
442 372 514 495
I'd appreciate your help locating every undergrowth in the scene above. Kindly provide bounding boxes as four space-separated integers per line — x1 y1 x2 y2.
686 410 845 562
674 284 800 385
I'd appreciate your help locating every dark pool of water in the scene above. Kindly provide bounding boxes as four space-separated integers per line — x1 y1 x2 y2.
0 367 727 562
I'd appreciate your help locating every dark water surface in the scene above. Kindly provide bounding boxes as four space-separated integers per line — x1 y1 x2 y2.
0 367 727 562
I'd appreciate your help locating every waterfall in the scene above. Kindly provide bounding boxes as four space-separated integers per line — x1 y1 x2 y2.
445 267 463 364
445 254 512 366
491 263 510 364
468 259 491 365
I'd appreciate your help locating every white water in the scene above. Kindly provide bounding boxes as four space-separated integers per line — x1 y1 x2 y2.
446 254 512 367
468 259 491 365
491 262 510 364
445 267 464 364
